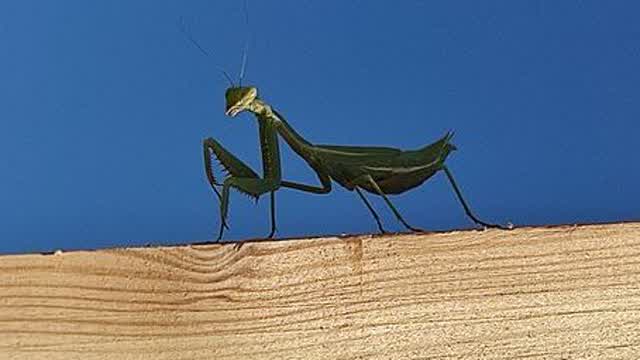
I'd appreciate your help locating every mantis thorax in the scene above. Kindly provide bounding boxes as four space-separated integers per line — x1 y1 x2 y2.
249 99 274 118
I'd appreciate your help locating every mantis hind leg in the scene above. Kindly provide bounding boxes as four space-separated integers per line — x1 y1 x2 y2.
355 175 425 233
355 187 387 234
442 166 508 230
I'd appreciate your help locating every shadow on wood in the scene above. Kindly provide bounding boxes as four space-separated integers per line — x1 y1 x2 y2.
1 223 639 359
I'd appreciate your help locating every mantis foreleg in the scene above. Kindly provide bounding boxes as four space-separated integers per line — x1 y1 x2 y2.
203 137 259 196
204 131 331 240
202 137 279 239
219 177 279 239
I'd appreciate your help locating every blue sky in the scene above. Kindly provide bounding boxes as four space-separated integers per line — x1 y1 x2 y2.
1 1 639 253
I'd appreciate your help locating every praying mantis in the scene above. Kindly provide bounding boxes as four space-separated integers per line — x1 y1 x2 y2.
182 11 508 241
205 87 507 240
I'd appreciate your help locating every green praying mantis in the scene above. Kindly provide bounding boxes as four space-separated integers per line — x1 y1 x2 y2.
181 12 508 241
206 87 508 240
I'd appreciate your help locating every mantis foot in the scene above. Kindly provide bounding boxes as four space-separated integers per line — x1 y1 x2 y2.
217 220 230 241
406 226 427 233
478 222 511 231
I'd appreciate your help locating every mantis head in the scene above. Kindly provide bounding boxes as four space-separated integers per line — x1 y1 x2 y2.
225 86 258 117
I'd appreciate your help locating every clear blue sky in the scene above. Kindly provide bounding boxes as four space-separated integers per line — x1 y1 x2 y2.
1 1 639 254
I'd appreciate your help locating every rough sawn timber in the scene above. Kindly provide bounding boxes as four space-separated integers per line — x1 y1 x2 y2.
1 222 640 359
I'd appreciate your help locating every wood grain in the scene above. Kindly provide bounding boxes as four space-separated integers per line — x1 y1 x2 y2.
1 223 640 359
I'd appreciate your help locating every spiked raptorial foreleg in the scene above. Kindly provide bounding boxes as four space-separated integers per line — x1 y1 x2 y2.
203 137 280 239
231 189 277 250
203 137 260 205
355 174 425 233
218 177 279 240
203 137 260 188
442 166 508 230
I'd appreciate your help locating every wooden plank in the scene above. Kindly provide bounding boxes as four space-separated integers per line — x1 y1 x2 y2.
1 223 640 359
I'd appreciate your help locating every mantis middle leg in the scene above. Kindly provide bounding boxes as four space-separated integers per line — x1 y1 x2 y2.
280 167 332 195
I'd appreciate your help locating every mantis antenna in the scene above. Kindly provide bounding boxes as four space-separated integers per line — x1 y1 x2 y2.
238 0 250 86
178 16 235 87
